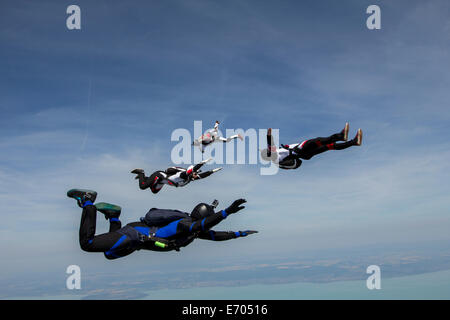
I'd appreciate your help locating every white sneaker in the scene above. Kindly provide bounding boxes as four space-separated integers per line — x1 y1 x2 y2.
355 128 363 146
343 122 349 141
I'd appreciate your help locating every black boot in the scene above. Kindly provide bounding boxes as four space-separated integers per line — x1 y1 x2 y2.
131 169 145 180
67 189 97 208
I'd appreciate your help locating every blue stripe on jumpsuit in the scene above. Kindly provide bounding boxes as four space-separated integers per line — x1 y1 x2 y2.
105 235 127 258
155 219 182 238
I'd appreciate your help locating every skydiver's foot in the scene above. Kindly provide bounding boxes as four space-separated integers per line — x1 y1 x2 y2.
212 167 223 173
354 129 363 146
67 189 97 208
341 122 349 141
95 202 121 220
131 168 144 179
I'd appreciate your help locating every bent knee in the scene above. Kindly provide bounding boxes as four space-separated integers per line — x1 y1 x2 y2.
104 253 118 260
139 183 148 190
80 241 94 252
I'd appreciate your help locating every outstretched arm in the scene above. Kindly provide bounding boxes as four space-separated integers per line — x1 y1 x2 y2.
192 157 212 171
178 199 247 235
198 230 258 241
278 157 302 170
175 158 212 183
218 134 243 143
154 199 247 239
165 166 184 175
194 167 222 180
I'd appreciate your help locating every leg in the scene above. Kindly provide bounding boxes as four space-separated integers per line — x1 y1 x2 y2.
334 129 362 149
297 134 359 159
294 131 345 160
136 172 153 190
148 171 166 193
136 171 165 193
306 132 345 147
79 204 123 252
333 140 357 150
95 202 122 232
68 189 132 258
131 169 158 189
109 218 122 233
299 123 349 151
80 206 136 259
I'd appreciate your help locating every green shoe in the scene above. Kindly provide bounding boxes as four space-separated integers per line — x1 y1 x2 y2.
95 202 122 220
67 189 97 208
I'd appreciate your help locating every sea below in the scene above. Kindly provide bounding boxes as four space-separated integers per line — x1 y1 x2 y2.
5 269 450 300
142 269 450 300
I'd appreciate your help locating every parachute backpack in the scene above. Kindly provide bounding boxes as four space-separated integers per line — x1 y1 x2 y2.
140 200 219 227
140 208 189 227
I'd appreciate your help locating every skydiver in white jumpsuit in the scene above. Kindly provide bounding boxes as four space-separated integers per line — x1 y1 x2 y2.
192 121 243 153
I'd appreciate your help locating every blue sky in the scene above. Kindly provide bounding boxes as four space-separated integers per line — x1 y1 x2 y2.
1 0 450 296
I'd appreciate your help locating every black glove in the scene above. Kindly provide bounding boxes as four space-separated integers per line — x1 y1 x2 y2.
237 230 258 237
171 181 180 187
225 199 246 214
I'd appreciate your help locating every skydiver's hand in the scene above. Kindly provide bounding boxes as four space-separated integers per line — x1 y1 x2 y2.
225 199 246 214
237 230 258 237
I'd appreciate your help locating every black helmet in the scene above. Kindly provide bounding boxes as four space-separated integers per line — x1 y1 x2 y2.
190 203 215 220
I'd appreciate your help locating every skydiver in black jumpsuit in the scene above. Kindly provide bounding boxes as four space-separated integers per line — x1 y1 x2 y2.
67 189 257 260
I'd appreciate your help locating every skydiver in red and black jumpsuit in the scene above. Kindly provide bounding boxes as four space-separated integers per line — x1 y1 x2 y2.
261 123 362 170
